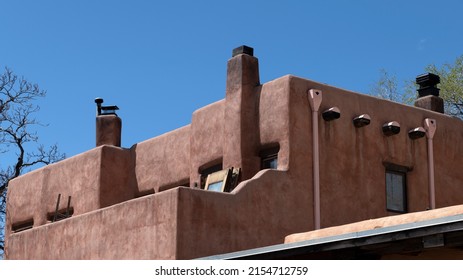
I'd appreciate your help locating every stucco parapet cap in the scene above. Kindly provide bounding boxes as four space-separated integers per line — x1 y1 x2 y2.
192 99 224 115
285 204 463 244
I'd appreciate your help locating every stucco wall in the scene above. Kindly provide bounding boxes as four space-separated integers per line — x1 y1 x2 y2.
6 52 463 259
6 145 134 237
132 125 191 194
176 169 311 259
6 189 179 259
288 76 463 228
190 100 225 185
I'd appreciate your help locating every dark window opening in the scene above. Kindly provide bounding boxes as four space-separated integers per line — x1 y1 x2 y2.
260 145 280 170
12 219 34 233
386 170 407 213
200 162 223 189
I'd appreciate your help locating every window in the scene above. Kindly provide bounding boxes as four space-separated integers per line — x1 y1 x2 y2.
11 219 34 233
386 170 407 213
205 169 231 192
207 181 225 192
260 145 279 170
204 167 241 193
200 163 223 189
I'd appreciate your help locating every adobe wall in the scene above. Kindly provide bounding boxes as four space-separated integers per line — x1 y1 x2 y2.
175 75 313 259
133 125 191 194
6 48 463 259
6 189 179 259
5 72 308 259
190 100 225 185
288 76 463 228
6 145 135 238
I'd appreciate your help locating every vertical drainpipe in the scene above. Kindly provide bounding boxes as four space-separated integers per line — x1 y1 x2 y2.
424 118 437 209
308 89 322 230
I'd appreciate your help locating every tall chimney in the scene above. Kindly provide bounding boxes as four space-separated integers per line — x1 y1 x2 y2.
223 45 261 181
414 73 444 113
95 98 122 147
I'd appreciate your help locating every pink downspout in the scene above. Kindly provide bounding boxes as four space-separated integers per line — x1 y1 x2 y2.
424 118 437 209
308 89 322 229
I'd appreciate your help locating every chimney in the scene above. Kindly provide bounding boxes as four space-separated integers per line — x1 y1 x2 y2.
223 45 261 181
95 98 122 147
414 73 444 113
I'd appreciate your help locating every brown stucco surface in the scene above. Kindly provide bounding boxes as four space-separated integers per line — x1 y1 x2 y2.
133 125 191 193
7 189 179 259
5 50 463 259
285 204 463 244
96 115 122 147
6 145 134 235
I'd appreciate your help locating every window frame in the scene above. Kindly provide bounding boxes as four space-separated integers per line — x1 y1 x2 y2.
205 168 231 192
199 162 223 189
260 145 280 170
385 168 408 213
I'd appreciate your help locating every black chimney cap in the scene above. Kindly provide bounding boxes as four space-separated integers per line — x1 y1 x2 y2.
416 73 440 97
232 45 254 57
95 97 104 104
416 73 440 88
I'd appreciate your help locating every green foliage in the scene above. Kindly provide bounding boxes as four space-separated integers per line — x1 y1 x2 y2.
425 55 463 118
371 55 463 119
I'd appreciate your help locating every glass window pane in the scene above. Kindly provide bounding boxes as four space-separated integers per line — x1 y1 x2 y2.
386 171 405 212
262 155 278 170
207 181 224 192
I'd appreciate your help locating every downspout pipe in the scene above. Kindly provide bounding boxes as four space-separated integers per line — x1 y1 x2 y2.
424 118 437 209
308 89 322 230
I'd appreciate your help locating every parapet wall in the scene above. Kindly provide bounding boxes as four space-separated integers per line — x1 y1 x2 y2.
133 125 191 194
6 145 134 238
6 49 463 259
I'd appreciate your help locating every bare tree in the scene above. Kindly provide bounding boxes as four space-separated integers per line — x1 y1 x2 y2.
0 67 65 258
369 69 415 105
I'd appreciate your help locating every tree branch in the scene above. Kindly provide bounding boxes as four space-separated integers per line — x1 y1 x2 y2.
1 67 64 258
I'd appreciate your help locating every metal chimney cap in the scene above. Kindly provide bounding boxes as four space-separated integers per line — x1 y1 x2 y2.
416 73 440 87
232 45 254 57
95 97 104 104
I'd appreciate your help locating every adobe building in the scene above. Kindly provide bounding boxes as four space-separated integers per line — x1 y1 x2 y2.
5 46 463 259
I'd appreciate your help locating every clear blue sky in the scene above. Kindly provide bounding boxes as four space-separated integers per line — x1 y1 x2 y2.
1 0 462 162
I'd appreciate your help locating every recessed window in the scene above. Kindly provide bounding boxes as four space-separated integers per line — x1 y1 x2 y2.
12 219 34 233
262 154 278 169
260 146 279 170
205 169 231 192
200 162 223 189
386 170 407 213
204 167 241 193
